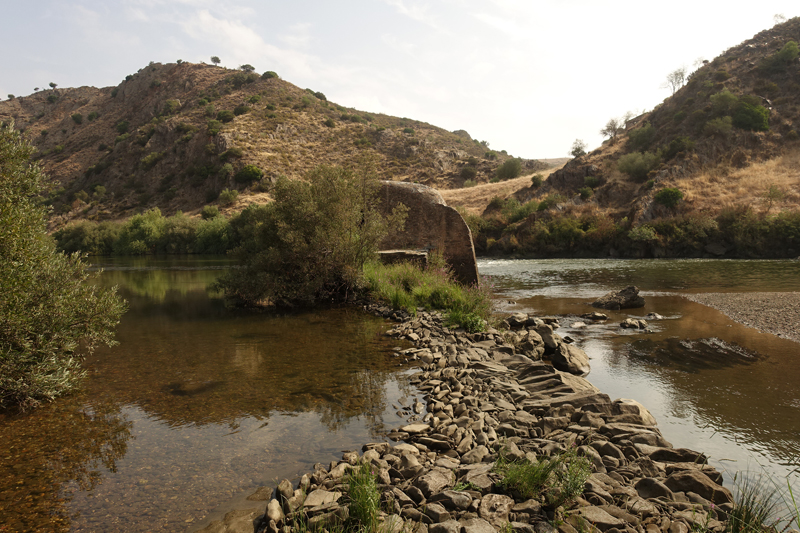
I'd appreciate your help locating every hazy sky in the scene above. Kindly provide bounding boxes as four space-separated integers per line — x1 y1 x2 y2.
3 1 797 159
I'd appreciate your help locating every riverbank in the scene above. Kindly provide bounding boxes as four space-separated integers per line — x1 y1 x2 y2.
203 304 739 533
684 292 800 344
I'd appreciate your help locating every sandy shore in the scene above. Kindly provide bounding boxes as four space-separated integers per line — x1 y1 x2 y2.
684 292 800 343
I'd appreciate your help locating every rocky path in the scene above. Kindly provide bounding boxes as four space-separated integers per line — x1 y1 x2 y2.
684 292 800 344
203 306 735 533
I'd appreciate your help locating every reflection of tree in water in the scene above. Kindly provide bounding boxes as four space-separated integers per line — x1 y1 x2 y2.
316 369 393 436
0 397 133 532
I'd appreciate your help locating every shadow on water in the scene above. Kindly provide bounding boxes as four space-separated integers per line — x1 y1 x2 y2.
0 257 416 533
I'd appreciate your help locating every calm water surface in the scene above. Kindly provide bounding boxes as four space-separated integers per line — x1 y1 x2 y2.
480 258 800 492
0 257 415 533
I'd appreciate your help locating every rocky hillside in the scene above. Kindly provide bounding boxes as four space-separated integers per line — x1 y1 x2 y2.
0 62 549 229
488 17 800 225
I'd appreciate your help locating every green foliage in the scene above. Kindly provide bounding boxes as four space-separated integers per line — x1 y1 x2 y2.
0 123 126 409
261 71 279 80
584 176 600 188
47 94 58 104
88 111 99 122
218 188 239 206
217 110 235 123
110 88 118 98
217 162 408 307
732 102 769 131
402 127 414 134
161 99 179 115
324 118 335 128
664 136 695 160
461 165 477 180
618 151 661 181
345 462 380 532
654 187 684 208
234 164 264 184
495 158 523 181
727 473 783 533
704 116 733 137
537 195 562 212
210 56 220 65
140 151 165 170
494 446 591 507
71 113 83 125
207 120 222 136
116 120 129 134
501 198 538 224
531 174 543 188
233 104 249 116
628 225 659 242
115 133 130 144
761 40 799 72
711 89 739 115
314 91 326 101
570 139 587 158
201 205 220 220
219 147 243 162
363 257 491 332
149 80 161 89
627 122 655 151
579 187 593 200
248 95 261 104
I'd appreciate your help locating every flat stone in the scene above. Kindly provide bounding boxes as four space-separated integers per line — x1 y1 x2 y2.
461 445 490 464
303 489 341 508
430 520 461 533
402 423 431 434
425 502 451 523
414 468 456 497
460 517 496 533
429 490 472 511
634 478 675 500
479 493 514 528
574 506 624 531
664 470 732 505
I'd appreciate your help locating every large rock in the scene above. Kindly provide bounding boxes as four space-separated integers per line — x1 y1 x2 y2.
378 181 479 285
663 470 733 504
592 286 646 310
551 343 591 375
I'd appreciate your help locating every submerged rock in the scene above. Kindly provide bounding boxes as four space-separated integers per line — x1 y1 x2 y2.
592 286 646 310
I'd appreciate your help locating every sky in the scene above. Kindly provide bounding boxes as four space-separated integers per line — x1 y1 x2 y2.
2 1 798 159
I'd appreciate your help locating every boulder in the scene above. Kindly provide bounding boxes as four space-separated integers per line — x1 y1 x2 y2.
663 470 733 505
592 287 645 310
551 344 591 375
620 318 648 329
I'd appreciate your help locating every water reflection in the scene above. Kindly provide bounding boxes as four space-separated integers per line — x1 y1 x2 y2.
0 258 415 532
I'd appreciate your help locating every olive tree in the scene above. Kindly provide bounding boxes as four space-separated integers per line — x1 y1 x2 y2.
0 122 126 410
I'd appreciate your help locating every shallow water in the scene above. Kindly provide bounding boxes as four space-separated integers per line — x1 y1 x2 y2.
480 258 800 492
0 257 415 533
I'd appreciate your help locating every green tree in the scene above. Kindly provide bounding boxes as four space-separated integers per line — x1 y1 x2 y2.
239 64 255 72
216 161 407 307
0 122 126 410
211 56 221 66
569 139 587 158
600 117 624 143
495 158 522 181
654 187 684 208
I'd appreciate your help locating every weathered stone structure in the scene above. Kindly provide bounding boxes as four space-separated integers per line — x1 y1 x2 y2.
377 181 479 286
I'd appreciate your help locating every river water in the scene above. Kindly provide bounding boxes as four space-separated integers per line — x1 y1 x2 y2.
0 257 798 532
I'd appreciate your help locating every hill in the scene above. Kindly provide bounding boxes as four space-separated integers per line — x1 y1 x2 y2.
449 18 800 259
0 62 551 229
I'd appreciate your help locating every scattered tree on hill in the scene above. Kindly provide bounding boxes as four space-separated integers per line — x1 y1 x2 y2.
211 56 221 66
569 139 587 158
495 158 523 181
0 122 126 410
600 118 624 143
49 82 57 90
239 64 255 72
663 67 687 95
774 13 787 25
653 187 684 208
763 184 785 213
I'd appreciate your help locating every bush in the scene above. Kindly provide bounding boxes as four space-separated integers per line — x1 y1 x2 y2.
218 162 408 307
261 71 279 80
627 122 655 151
618 151 660 181
217 110 235 123
47 94 58 104
531 174 543 188
140 151 165 170
402 127 414 134
207 120 222 136
495 158 522 181
116 120 129 134
110 88 118 98
732 103 769 131
663 136 695 160
460 165 477 180
761 40 799 72
218 188 239 206
654 187 684 208
704 116 733 137
248 95 260 104
201 205 220 220
71 113 83 124
628 225 658 242
502 198 538 224
219 147 243 161
234 164 263 183
233 104 249 116
88 111 99 122
323 118 335 128
115 133 129 144
584 176 600 188
0 123 126 409
579 187 593 200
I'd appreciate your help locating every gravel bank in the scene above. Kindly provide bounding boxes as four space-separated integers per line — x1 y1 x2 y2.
684 292 800 343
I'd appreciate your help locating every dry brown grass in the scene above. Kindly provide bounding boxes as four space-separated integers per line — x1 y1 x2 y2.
438 166 563 214
668 147 800 214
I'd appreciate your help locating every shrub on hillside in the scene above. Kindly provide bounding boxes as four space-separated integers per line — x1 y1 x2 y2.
618 151 660 181
496 158 522 181
761 40 799 72
71 113 83 124
324 118 335 128
201 205 220 220
218 188 239 206
627 122 655 151
732 102 769 131
233 104 249 116
663 136 695 160
704 116 733 137
207 120 222 136
219 147 243 162
531 174 543 188
217 110 235 123
261 71 279 80
234 164 263 184
579 187 593 200
116 120 129 134
460 165 477 180
654 187 684 208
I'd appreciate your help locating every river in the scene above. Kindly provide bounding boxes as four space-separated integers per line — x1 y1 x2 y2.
0 257 798 532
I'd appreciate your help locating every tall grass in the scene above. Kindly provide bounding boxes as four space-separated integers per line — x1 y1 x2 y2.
362 254 493 332
346 462 380 532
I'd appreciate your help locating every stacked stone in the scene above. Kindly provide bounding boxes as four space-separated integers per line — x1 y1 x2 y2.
254 307 732 533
